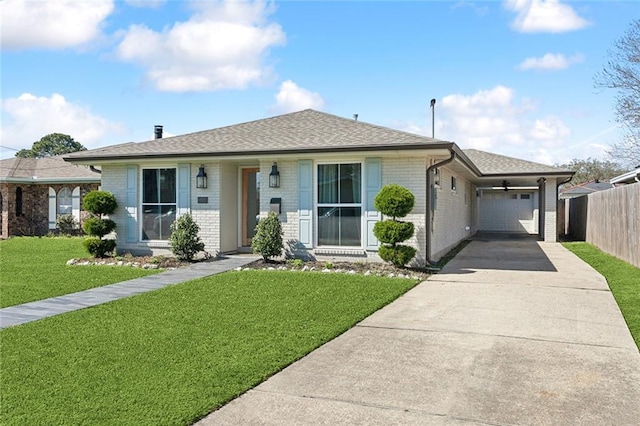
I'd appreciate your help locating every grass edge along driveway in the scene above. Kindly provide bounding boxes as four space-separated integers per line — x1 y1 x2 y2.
563 242 640 349
0 237 161 307
1 270 418 426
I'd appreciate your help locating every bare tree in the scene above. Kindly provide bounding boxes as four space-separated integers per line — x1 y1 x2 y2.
595 19 640 168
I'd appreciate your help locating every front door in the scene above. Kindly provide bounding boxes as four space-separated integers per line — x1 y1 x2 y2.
241 168 260 247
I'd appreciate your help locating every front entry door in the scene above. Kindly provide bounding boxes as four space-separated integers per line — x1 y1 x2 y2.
241 168 260 247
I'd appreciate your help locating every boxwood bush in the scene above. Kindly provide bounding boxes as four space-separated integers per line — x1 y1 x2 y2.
82 190 118 258
373 184 416 267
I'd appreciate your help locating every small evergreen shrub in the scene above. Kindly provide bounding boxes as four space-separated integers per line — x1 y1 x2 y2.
82 190 118 258
82 191 118 215
56 214 77 233
373 184 416 267
169 213 205 261
373 221 414 244
252 212 283 261
83 237 117 258
373 184 414 219
82 217 116 238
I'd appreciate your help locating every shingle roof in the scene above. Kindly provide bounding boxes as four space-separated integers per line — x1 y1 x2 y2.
463 149 573 175
560 181 614 195
65 109 449 161
0 156 101 182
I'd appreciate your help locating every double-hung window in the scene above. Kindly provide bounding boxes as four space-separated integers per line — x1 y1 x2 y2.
142 168 176 240
317 163 362 246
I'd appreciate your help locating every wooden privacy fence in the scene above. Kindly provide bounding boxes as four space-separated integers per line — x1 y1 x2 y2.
562 184 640 268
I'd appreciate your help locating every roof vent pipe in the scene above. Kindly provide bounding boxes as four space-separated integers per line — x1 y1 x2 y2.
154 125 163 139
353 114 358 121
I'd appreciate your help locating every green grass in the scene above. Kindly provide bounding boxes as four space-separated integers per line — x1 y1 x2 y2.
0 270 417 425
564 242 640 349
0 237 161 307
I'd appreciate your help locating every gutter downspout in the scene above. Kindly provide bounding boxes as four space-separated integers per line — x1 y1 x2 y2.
425 149 456 266
89 165 102 174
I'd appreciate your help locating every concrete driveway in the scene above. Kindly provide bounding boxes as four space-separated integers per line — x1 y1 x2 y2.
198 238 640 425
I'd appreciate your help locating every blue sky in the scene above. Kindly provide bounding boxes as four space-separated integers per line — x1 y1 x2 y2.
1 0 638 164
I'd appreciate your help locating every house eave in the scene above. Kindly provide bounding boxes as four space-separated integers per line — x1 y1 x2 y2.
0 177 101 184
64 143 457 165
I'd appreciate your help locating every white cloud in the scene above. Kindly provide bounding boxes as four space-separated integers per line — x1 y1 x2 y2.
504 0 590 33
0 93 124 156
0 0 114 50
115 0 286 92
271 80 325 114
517 53 584 71
393 86 572 164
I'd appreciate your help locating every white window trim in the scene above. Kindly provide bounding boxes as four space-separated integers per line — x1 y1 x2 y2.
139 165 178 243
314 160 365 249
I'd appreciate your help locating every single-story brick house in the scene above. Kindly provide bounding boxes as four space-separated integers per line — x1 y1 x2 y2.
64 109 573 264
0 156 101 237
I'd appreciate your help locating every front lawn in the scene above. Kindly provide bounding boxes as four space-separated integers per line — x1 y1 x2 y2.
1 270 417 425
564 242 640 349
0 237 162 308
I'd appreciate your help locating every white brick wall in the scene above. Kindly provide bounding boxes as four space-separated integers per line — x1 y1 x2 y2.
431 166 473 261
100 165 129 250
544 177 558 242
260 159 299 251
191 162 222 254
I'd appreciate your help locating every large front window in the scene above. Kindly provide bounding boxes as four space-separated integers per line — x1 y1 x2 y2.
142 168 176 240
317 163 362 246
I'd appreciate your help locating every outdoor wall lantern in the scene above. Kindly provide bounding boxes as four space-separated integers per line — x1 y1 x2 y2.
196 165 207 189
269 162 280 188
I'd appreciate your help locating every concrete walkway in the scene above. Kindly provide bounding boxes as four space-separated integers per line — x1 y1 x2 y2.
200 240 640 425
0 255 258 329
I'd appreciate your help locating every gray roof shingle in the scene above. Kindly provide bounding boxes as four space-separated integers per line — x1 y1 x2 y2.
463 149 572 175
65 109 448 161
0 156 100 182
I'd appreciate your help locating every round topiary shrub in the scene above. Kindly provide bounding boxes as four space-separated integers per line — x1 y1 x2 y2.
373 184 416 268
373 220 414 245
83 237 117 258
169 213 205 261
374 184 415 219
83 217 116 238
82 190 118 258
82 190 118 216
252 211 283 261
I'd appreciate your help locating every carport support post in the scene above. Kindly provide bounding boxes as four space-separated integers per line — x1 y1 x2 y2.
537 177 560 242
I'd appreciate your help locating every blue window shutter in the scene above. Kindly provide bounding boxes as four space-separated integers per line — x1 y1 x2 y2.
298 160 313 248
365 158 382 250
177 164 191 216
125 165 138 243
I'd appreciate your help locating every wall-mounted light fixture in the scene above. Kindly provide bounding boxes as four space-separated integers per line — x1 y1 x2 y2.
196 165 207 189
269 162 280 188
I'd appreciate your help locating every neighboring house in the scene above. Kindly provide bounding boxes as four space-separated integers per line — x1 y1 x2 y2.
64 109 573 264
559 180 615 199
610 166 640 186
0 156 101 237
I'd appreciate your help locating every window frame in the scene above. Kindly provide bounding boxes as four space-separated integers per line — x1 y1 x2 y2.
57 187 73 217
140 166 178 242
314 160 365 248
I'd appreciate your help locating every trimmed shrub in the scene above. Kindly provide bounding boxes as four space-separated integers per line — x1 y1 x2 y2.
169 213 205 261
373 221 414 245
373 184 416 267
82 190 118 258
83 217 116 238
374 184 415 219
378 245 416 268
83 237 117 258
82 191 118 216
252 211 283 261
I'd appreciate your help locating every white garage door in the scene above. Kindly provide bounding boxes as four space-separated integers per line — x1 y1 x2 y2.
479 192 536 233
